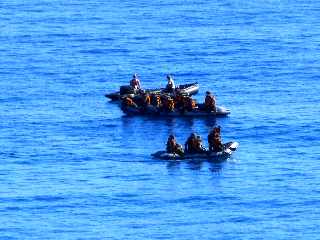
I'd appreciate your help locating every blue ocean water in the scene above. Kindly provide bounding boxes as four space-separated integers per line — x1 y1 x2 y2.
1 0 320 239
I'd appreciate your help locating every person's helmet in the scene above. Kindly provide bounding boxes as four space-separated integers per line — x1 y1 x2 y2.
191 133 196 138
133 73 138 79
169 134 175 139
167 74 172 80
206 91 211 95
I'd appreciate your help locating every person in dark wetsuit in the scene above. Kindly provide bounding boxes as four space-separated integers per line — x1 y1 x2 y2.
183 97 196 112
195 135 206 153
204 91 216 112
185 133 198 153
166 135 184 156
208 126 223 152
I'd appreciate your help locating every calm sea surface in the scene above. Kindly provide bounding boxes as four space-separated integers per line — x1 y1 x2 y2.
1 0 320 239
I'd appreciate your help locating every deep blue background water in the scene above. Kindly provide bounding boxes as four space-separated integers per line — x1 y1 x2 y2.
1 0 320 239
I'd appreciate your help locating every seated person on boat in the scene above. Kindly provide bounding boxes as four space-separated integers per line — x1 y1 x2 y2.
183 96 197 112
195 135 206 153
160 95 175 112
185 133 197 153
130 73 141 90
151 94 161 108
205 91 216 112
165 75 175 92
166 135 184 156
167 98 175 112
185 133 207 153
121 96 137 108
208 126 224 152
173 93 185 109
141 91 151 108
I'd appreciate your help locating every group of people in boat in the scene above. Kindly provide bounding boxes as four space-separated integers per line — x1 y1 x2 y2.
166 126 224 156
122 91 216 113
129 73 175 92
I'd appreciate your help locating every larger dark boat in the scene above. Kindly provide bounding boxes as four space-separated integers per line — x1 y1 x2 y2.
105 82 199 101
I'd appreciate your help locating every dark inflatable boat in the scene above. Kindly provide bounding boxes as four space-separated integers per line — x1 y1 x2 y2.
152 142 239 161
105 82 199 101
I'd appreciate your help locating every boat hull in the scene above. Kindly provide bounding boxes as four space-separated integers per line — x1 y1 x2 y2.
122 105 230 117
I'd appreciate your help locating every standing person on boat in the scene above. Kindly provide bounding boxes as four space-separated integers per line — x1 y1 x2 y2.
205 91 216 112
165 75 175 92
130 73 141 90
166 135 184 156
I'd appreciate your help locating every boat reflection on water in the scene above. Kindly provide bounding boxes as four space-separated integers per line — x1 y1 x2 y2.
165 158 226 173
186 160 203 170
208 162 225 173
121 114 218 134
166 160 181 171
